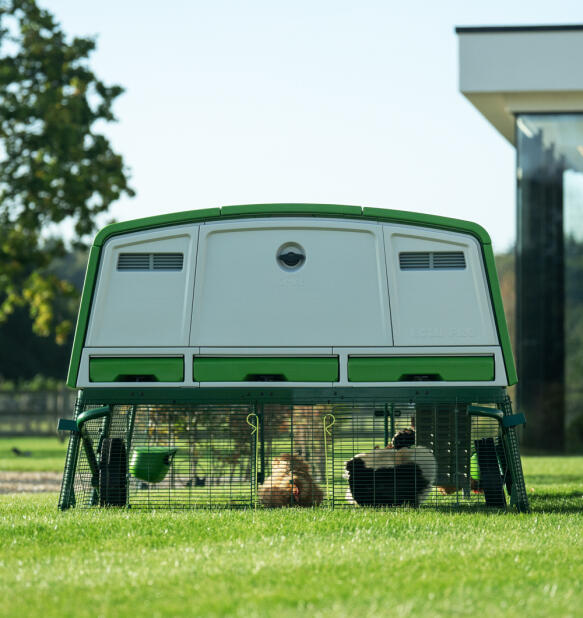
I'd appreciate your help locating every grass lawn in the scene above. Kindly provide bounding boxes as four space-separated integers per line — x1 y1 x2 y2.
0 436 68 472
0 445 582 617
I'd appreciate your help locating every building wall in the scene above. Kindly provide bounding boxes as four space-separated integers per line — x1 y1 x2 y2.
458 27 583 451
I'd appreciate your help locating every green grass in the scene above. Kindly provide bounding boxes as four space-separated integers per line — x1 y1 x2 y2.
0 436 68 471
0 455 582 617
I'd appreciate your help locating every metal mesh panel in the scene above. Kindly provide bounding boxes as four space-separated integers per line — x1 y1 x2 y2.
329 403 503 508
63 394 521 510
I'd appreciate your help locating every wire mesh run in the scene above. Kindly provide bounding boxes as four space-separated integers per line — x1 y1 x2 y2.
61 397 526 511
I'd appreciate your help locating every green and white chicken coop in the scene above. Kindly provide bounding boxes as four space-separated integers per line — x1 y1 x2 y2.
58 204 529 512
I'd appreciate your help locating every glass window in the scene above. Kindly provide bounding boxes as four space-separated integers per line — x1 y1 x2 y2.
516 114 583 452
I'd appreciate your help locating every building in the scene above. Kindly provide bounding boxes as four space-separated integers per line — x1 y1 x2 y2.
457 25 583 451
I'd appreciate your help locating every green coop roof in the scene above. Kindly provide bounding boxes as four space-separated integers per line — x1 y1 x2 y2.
92 203 493 247
67 204 516 387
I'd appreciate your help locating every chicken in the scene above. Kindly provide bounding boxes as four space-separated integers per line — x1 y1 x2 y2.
258 454 324 507
345 445 436 507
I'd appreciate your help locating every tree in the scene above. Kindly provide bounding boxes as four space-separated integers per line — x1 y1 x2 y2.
0 0 134 343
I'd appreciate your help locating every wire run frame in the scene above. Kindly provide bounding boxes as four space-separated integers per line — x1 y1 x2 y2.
58 387 529 512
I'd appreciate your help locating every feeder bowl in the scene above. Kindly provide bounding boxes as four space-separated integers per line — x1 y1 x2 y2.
470 452 480 480
129 447 177 483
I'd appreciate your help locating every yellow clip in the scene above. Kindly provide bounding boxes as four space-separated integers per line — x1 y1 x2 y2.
246 413 259 434
323 413 336 436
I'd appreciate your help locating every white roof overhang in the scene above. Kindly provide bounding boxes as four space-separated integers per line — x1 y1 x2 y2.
456 26 583 144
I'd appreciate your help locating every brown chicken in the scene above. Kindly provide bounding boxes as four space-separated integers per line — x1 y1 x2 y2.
258 454 324 507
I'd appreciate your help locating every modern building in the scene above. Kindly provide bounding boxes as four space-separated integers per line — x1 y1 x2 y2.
457 25 583 451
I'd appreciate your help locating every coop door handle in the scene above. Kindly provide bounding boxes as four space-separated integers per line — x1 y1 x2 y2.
278 251 305 267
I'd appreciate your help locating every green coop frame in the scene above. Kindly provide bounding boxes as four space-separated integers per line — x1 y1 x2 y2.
58 204 529 513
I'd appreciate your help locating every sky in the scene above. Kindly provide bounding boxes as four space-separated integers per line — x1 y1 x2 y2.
43 0 583 252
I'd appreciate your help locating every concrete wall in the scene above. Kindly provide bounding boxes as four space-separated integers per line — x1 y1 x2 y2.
457 27 583 143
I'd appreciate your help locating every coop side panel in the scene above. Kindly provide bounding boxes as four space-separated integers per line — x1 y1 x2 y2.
383 225 498 347
85 224 198 348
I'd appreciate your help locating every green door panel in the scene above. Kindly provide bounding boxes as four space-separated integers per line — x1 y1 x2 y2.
89 357 184 382
348 356 495 382
193 356 339 382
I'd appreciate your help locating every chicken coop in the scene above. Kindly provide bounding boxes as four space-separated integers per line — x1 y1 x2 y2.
58 204 529 512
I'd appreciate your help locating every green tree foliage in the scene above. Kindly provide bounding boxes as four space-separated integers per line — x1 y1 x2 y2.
0 0 134 343
0 248 87 381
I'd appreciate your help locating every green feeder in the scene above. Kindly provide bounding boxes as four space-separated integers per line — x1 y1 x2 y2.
470 452 480 481
130 447 177 483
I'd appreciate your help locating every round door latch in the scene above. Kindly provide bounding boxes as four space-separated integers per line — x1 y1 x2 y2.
276 243 306 271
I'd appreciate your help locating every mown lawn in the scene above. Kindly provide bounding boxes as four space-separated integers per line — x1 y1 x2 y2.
0 451 582 617
0 436 68 472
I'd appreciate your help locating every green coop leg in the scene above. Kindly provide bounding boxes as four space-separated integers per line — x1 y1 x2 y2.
58 391 84 511
501 398 530 513
59 432 80 510
468 400 529 512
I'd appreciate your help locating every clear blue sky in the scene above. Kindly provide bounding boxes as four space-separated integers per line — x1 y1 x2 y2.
45 0 583 252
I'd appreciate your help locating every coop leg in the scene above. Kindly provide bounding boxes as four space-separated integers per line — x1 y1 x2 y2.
58 391 84 510
59 432 80 510
468 402 529 512
499 397 530 513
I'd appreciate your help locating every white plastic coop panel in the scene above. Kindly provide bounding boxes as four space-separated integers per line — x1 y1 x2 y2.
384 224 498 347
190 218 393 347
86 225 199 347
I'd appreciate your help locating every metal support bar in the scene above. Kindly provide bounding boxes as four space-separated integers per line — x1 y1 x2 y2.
501 398 530 512
468 402 530 512
58 391 85 510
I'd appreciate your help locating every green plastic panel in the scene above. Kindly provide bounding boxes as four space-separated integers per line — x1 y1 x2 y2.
93 208 222 247
89 357 184 383
79 385 509 406
221 203 363 218
193 357 339 382
348 356 495 382
482 244 517 385
361 207 492 245
66 245 102 388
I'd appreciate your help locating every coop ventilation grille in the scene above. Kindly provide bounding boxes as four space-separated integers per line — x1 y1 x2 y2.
117 253 184 271
399 252 466 270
